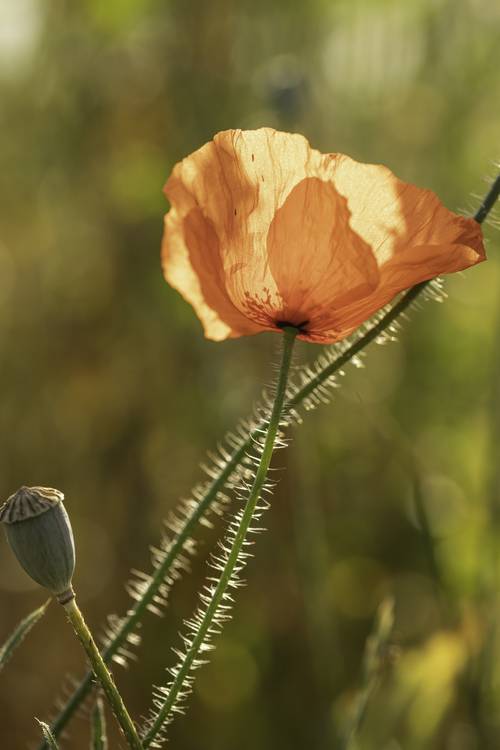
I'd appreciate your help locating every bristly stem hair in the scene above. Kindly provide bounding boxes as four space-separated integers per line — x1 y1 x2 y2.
141 326 298 746
39 174 499 749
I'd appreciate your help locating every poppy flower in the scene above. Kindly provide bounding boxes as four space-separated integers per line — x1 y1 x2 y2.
161 128 485 343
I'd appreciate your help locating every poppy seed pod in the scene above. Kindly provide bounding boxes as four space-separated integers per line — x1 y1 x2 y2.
0 486 75 604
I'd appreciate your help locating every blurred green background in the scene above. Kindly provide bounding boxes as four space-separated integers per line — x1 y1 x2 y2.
0 0 499 748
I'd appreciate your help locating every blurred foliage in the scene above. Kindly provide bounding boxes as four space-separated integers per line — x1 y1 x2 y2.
0 0 499 748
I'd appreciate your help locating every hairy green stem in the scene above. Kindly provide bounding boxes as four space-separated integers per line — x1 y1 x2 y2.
143 327 297 746
39 176 498 748
63 598 143 750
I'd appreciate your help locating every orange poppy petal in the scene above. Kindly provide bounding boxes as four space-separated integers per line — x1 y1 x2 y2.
308 235 484 344
328 155 485 269
161 128 486 344
379 237 484 292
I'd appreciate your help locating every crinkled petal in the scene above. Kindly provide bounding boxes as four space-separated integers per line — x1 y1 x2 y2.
162 209 263 340
164 129 330 333
328 155 485 270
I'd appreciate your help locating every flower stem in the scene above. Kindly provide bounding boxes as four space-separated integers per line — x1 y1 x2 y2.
63 598 143 750
142 327 298 746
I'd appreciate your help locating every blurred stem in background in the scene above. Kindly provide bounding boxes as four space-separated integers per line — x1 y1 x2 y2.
364 407 454 621
290 422 340 748
91 696 108 750
341 598 395 750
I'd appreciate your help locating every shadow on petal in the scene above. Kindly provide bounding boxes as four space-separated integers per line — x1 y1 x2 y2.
267 177 380 337
182 208 264 339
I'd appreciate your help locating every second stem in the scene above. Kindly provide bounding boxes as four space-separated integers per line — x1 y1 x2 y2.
143 326 298 746
64 598 143 750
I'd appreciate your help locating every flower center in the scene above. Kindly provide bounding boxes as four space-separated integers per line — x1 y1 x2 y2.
276 319 309 333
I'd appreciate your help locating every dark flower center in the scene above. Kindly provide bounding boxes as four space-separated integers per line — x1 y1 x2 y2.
276 319 309 333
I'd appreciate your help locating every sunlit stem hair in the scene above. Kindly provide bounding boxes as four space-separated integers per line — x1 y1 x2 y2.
141 326 298 746
38 173 499 749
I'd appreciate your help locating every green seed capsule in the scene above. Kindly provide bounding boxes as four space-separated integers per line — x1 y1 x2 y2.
0 486 75 603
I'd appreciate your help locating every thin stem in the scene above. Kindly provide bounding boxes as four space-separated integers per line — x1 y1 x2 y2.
411 471 447 607
142 327 298 747
91 695 108 750
0 599 50 673
40 174 499 748
63 598 143 750
340 598 394 750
